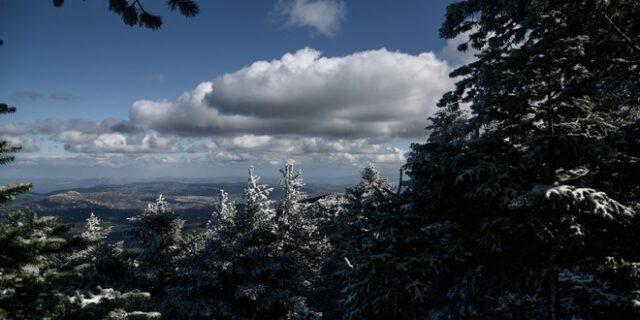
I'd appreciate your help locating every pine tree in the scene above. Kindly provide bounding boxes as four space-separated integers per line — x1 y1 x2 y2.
0 212 74 319
0 211 156 319
127 194 184 298
53 0 199 31
0 104 31 205
275 162 322 318
218 167 320 319
406 0 640 318
0 106 154 319
308 192 348 319
66 213 135 292
339 164 445 319
161 189 237 319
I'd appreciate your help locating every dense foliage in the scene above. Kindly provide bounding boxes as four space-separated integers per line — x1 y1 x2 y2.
406 0 640 318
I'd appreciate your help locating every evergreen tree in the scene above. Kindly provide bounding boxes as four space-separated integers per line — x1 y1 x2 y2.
53 0 199 31
0 212 74 319
0 211 156 320
406 0 640 318
127 194 184 298
308 193 348 319
340 164 444 319
222 167 320 319
161 190 237 319
275 162 323 318
67 213 135 293
81 212 112 244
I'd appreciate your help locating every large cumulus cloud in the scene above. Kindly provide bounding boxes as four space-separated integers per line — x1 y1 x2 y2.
130 48 453 140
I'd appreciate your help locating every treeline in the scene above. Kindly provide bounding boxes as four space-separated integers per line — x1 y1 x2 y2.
0 162 401 319
3 0 640 318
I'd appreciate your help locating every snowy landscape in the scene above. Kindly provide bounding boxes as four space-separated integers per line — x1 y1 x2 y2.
1 0 640 319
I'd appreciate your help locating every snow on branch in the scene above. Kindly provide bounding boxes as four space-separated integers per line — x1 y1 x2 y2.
545 185 635 220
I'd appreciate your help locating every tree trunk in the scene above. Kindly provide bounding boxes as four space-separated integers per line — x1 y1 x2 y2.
548 267 559 320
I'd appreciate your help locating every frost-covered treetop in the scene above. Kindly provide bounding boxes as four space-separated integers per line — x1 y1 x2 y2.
360 163 380 186
244 166 275 218
207 189 236 231
127 193 184 247
279 162 306 216
80 212 111 243
148 193 168 214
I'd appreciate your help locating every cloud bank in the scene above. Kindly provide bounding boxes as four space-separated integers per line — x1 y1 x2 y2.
3 47 458 173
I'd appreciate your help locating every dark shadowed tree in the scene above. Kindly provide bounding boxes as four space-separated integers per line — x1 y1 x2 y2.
127 194 184 299
405 0 640 318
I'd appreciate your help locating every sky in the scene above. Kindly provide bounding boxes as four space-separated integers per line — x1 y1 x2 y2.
0 0 474 185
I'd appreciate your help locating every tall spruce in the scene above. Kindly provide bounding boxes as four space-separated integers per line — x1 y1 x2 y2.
406 0 640 318
161 190 237 319
127 194 184 298
340 164 440 319
276 163 322 318
0 212 75 319
223 167 319 319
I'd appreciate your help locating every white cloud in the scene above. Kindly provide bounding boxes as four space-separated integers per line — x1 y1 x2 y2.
130 48 453 140
276 0 346 36
0 118 62 136
43 118 175 154
188 135 407 165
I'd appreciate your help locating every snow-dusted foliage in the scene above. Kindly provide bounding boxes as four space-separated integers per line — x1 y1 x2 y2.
402 0 640 318
278 161 307 224
69 286 160 319
545 185 635 220
81 212 112 243
243 166 276 224
220 166 320 319
127 194 184 296
340 164 440 319
0 212 73 319
207 189 236 231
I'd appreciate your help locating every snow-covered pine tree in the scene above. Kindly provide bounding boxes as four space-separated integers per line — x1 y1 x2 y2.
127 194 184 298
308 192 348 319
0 105 70 319
81 212 112 244
0 212 157 319
339 164 442 319
315 165 392 318
406 0 640 318
275 162 323 317
338 164 392 265
69 213 162 319
67 213 113 280
161 189 237 319
223 166 320 319
0 212 74 319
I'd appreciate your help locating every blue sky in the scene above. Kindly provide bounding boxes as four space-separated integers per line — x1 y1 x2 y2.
0 0 472 184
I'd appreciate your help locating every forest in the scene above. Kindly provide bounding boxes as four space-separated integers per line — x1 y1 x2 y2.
1 0 640 319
